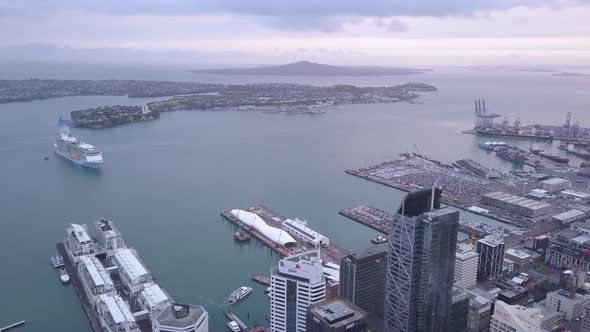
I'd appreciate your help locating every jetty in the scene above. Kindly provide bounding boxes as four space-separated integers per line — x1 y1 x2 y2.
224 308 248 331
251 275 271 286
0 321 25 332
221 204 348 264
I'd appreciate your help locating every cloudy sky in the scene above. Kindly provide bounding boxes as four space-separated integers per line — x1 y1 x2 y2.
0 0 589 67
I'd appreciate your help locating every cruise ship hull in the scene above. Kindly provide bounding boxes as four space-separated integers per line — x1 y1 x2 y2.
54 148 102 169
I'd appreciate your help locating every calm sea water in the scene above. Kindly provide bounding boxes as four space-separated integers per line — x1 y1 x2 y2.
0 65 589 331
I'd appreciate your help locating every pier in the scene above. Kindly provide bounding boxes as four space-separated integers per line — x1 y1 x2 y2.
221 205 348 264
56 242 104 332
224 308 248 331
251 275 270 286
339 206 391 234
0 321 25 332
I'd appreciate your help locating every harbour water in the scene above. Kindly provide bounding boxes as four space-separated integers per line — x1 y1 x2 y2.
0 66 589 330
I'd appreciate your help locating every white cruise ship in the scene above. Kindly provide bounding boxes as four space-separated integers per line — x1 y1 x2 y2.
54 132 103 168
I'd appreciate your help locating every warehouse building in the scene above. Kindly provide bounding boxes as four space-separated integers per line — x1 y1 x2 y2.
539 178 571 193
481 191 552 218
553 209 587 226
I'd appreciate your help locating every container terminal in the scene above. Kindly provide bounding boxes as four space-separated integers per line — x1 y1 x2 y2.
56 219 210 332
220 205 348 264
465 99 590 143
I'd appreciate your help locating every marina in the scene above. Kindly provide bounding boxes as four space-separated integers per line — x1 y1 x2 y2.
220 205 349 264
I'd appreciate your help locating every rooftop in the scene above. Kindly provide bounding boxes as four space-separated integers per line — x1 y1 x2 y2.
141 283 169 310
309 298 366 326
478 235 504 247
156 303 206 329
100 294 135 324
541 178 570 185
70 223 92 243
114 248 149 282
80 256 113 288
506 248 532 260
553 209 586 222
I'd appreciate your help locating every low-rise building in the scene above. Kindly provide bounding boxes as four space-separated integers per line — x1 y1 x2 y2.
306 298 368 332
505 248 533 269
560 269 587 293
139 282 171 317
497 287 531 307
546 230 590 271
78 255 115 305
489 300 543 332
546 289 590 320
553 209 587 226
571 221 590 235
503 259 515 275
65 223 96 263
532 304 563 332
95 218 126 257
481 191 552 218
582 303 590 332
282 218 330 247
96 294 139 332
539 178 571 193
113 248 152 298
153 303 209 332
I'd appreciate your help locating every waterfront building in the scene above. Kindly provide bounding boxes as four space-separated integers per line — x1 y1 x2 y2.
546 289 590 320
560 269 587 293
270 249 326 332
553 209 586 226
282 218 330 247
480 192 551 218
153 303 209 332
231 209 296 247
306 298 368 332
65 223 96 263
546 230 590 271
467 294 491 332
455 243 479 289
139 282 171 318
96 294 139 332
449 287 470 332
384 188 460 332
94 218 126 257
489 300 543 332
113 248 152 298
78 255 115 305
339 248 386 317
477 236 505 281
539 178 571 193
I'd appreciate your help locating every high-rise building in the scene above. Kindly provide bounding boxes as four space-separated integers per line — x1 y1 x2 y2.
449 287 470 332
489 300 543 332
270 249 326 332
467 294 491 332
339 248 386 317
384 188 460 332
306 298 368 332
455 243 479 289
477 236 505 281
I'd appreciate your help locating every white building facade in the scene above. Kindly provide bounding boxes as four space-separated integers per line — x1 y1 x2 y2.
78 256 116 305
490 300 543 332
65 223 96 263
455 243 479 288
95 218 126 257
546 290 590 320
113 248 152 298
270 250 326 332
96 294 139 332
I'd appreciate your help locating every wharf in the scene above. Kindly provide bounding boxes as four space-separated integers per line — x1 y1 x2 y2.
221 205 348 264
0 321 25 332
56 242 104 332
224 308 248 331
251 275 270 286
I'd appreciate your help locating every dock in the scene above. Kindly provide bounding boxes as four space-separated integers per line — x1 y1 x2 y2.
221 205 348 264
0 321 25 332
56 242 104 332
251 275 270 286
224 308 248 331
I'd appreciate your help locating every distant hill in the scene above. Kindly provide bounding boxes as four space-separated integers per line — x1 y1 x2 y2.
190 61 429 76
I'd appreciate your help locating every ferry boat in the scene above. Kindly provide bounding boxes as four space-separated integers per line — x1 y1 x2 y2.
53 132 103 168
228 286 252 303
371 235 387 244
50 255 64 268
59 269 71 284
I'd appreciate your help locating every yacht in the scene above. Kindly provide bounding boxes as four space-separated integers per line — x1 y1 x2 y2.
228 286 252 303
227 321 241 332
59 269 71 284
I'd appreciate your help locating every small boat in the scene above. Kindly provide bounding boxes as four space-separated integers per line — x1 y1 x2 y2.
59 269 71 284
227 321 241 332
229 286 252 303
234 231 251 242
371 235 387 244
51 255 64 268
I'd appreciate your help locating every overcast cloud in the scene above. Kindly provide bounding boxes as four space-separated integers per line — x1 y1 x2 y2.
0 0 588 66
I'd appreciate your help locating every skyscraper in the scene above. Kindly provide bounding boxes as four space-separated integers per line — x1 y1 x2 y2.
476 236 505 281
270 249 326 332
339 248 386 317
384 188 460 332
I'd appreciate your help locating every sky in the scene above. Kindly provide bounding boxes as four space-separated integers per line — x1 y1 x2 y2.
0 0 589 67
